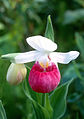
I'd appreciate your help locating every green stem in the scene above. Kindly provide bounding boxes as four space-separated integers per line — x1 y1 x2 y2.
42 93 46 106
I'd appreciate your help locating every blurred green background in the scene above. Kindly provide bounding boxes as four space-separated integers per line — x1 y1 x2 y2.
0 0 84 119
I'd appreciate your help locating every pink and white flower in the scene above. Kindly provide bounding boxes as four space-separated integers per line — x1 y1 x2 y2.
2 35 79 93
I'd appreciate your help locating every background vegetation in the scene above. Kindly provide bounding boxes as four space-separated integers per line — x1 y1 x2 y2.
0 0 84 119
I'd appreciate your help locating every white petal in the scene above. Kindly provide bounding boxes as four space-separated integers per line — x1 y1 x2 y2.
50 51 79 64
1 53 20 63
15 51 40 64
26 35 57 52
37 54 49 65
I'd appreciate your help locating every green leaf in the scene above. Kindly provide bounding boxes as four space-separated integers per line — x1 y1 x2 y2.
44 94 53 118
50 79 73 119
75 32 84 59
25 67 43 104
75 0 84 7
2 0 10 9
0 34 17 55
72 61 83 81
0 100 7 119
45 15 54 42
0 23 5 30
23 80 50 119
63 9 84 24
23 68 50 119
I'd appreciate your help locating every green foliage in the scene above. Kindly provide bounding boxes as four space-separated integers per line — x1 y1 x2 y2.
23 68 73 119
75 33 84 59
0 100 7 119
0 0 84 119
63 9 84 24
50 79 73 119
44 94 53 118
23 68 50 119
75 0 84 7
45 15 54 42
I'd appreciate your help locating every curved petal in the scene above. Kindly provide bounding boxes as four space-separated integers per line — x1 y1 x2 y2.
1 53 20 63
26 35 57 52
50 51 79 64
15 51 41 64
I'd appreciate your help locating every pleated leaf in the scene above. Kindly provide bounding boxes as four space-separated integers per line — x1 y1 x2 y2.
50 79 73 119
23 67 50 119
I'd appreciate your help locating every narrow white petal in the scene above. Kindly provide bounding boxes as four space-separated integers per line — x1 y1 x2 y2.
1 53 20 63
26 35 57 52
15 51 40 64
50 51 79 64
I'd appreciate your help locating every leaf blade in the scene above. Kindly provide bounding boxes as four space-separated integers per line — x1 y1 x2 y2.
23 68 50 119
45 15 54 42
0 100 7 119
50 79 73 119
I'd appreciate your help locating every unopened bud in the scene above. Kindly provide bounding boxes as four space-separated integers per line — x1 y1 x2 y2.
6 63 27 85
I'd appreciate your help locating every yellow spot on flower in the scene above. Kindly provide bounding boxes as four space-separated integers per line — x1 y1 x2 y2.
40 62 49 68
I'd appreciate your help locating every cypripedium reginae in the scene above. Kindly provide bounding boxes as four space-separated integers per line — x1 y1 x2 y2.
1 35 79 93
7 63 27 85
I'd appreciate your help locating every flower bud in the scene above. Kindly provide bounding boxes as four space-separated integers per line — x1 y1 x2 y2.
6 63 27 85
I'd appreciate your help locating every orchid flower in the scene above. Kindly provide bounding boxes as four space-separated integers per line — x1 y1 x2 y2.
6 63 27 85
1 35 79 93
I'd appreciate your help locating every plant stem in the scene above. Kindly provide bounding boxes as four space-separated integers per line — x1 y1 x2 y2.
42 93 45 106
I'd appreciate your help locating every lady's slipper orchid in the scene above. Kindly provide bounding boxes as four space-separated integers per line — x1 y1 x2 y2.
7 63 27 85
2 35 79 93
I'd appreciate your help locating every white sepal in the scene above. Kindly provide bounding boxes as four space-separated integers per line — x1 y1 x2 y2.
26 35 57 52
50 51 79 64
15 51 40 64
1 53 20 63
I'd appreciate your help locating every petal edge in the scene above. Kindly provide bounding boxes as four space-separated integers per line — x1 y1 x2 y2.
50 51 80 64
26 35 57 52
15 51 40 64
